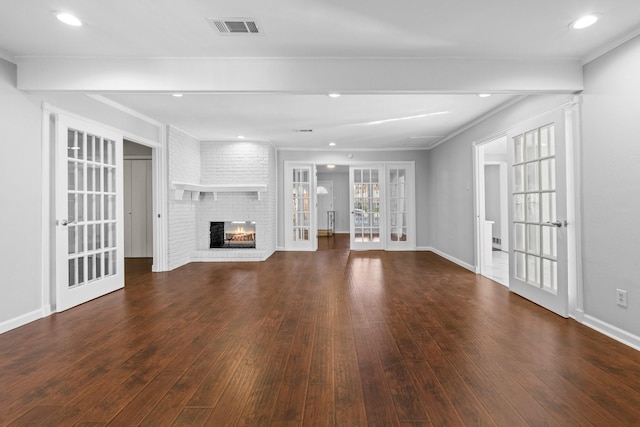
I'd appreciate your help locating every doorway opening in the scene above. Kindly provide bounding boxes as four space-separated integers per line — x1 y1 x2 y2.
317 164 349 251
475 136 509 286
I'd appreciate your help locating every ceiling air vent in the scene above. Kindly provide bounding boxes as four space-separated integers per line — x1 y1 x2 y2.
208 18 261 35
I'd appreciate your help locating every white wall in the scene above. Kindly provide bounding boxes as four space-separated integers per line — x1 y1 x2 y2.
0 59 43 330
277 150 430 248
167 126 199 270
317 171 349 233
581 34 640 338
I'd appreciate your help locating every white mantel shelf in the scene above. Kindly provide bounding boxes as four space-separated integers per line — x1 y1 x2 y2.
172 181 267 201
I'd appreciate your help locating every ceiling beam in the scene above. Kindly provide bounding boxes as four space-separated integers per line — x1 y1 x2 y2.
17 57 583 93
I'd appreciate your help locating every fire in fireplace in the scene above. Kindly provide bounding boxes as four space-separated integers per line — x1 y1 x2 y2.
210 221 256 249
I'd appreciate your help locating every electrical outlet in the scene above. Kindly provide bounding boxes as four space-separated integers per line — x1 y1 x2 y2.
616 289 628 308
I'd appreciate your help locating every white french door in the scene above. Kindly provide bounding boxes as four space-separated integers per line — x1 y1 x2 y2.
507 110 568 317
386 162 416 250
55 115 124 312
284 163 316 251
350 165 384 250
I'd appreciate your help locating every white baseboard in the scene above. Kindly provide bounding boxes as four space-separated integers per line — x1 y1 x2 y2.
582 314 640 352
276 246 285 251
422 247 476 273
0 308 46 335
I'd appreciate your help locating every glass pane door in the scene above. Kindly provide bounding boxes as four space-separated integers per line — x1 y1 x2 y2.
387 163 415 250
508 110 568 317
284 163 316 251
350 165 384 250
56 115 124 312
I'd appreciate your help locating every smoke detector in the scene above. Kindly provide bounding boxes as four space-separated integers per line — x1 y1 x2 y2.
207 18 261 35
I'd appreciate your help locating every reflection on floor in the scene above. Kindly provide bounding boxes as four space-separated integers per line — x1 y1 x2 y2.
483 250 509 287
317 233 350 251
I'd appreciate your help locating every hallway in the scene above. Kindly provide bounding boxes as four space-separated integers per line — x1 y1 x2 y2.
0 246 639 425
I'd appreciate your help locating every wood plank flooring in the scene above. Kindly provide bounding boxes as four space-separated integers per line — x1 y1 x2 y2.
1 235 640 425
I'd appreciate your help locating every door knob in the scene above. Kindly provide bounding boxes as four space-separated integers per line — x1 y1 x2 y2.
546 220 563 227
60 219 77 226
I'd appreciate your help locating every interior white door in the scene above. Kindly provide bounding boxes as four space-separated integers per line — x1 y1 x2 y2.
124 159 153 257
507 109 568 317
350 165 384 250
55 115 124 312
284 163 316 251
386 162 416 250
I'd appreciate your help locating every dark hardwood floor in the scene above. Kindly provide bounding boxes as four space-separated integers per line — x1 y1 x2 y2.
1 235 640 426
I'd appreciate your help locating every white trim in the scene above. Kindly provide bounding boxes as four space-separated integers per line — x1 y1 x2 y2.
0 309 46 335
0 49 15 64
583 315 640 352
41 107 52 315
123 155 153 160
87 94 163 127
277 145 431 152
276 246 285 251
424 247 476 272
582 25 640 65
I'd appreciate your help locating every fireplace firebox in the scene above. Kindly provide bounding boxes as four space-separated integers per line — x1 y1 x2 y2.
210 221 256 249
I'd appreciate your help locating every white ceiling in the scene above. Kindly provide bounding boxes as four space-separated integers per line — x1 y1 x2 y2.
2 0 640 149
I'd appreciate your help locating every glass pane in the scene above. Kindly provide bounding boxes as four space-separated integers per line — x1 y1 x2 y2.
526 162 539 191
95 137 102 163
354 169 361 183
106 224 116 248
514 194 525 222
541 226 557 258
77 256 84 285
77 162 84 192
68 194 76 222
541 193 556 224
87 195 94 221
371 169 379 183
372 183 380 198
363 169 370 182
68 225 76 255
96 224 102 250
514 223 525 251
398 169 406 182
87 165 95 191
78 225 84 253
103 139 110 166
540 124 555 157
87 135 94 161
77 132 85 160
88 254 94 281
88 224 95 251
67 130 77 159
514 135 524 164
525 130 538 161
542 259 557 293
96 252 102 279
527 255 540 286
514 165 524 192
526 194 539 223
68 161 77 191
515 252 526 281
77 194 84 222
68 258 76 287
390 169 397 184
109 250 117 275
527 224 539 255
96 196 102 221
540 158 555 191
104 251 110 276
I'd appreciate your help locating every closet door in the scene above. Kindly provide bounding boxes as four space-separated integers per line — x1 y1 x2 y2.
124 159 152 258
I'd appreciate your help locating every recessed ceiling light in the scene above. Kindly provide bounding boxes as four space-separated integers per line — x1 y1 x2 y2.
237 135 245 139
478 94 492 98
327 164 336 169
56 12 83 27
328 93 341 98
172 93 183 97
329 142 336 146
571 14 598 30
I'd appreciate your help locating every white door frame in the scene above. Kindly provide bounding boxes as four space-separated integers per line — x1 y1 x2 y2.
283 162 317 251
41 104 168 314
472 96 584 319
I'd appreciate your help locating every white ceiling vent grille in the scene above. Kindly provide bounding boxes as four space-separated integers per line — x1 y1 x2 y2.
208 18 261 35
